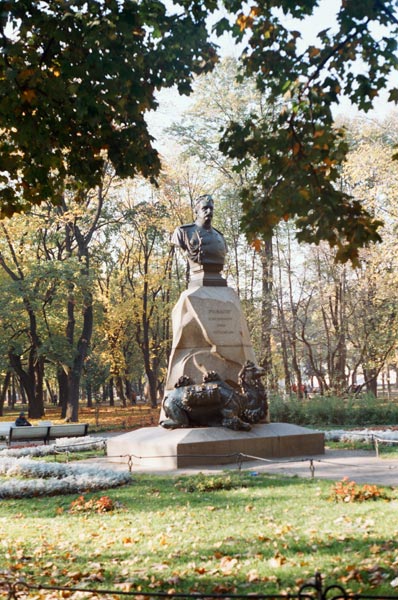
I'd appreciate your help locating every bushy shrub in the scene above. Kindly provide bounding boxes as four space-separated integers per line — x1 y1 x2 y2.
175 473 243 493
70 495 122 513
270 392 398 427
269 394 306 424
329 478 389 503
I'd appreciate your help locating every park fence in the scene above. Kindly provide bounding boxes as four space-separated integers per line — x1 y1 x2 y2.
1 573 398 600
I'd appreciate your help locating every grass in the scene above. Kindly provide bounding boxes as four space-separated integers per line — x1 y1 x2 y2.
34 448 106 462
326 436 398 459
326 439 376 452
1 471 398 596
2 398 398 596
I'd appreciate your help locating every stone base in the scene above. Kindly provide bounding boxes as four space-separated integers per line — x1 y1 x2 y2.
189 271 227 287
106 423 325 469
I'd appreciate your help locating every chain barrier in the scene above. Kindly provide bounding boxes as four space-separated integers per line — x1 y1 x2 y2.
1 572 398 600
6 430 398 478
373 436 398 458
104 451 364 478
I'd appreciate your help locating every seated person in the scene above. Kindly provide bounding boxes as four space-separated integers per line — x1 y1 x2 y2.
15 411 31 427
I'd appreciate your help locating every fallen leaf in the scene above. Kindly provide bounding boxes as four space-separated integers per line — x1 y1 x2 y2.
219 556 239 575
247 569 259 582
269 553 287 568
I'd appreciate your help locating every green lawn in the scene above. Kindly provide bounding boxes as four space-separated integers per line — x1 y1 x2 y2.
1 470 397 596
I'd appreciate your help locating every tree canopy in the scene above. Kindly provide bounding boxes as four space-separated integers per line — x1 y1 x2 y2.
213 0 398 261
0 0 217 216
2 0 398 259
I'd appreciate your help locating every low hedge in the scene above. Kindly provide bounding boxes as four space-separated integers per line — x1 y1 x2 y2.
269 392 398 427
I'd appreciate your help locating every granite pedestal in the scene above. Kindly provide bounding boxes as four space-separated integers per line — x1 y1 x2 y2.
165 285 256 391
106 423 325 469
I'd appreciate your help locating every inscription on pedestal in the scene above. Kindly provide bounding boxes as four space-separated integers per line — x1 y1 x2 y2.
208 308 235 335
165 287 257 390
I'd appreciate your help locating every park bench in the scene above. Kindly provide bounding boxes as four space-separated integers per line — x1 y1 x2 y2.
6 423 89 446
47 423 89 442
0 422 15 440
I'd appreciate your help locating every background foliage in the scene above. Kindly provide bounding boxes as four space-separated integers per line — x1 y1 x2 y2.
2 2 398 419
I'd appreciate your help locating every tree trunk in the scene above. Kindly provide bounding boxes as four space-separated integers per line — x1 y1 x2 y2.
45 379 56 405
8 351 44 418
65 293 93 422
109 378 115 407
9 374 17 407
125 379 136 405
18 380 26 405
33 357 45 418
260 237 274 387
66 371 80 422
115 377 127 407
86 382 93 408
364 368 378 397
146 370 158 409
57 368 69 419
0 371 11 416
102 384 108 403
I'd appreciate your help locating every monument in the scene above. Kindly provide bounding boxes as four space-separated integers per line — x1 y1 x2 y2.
107 195 324 468
162 195 262 397
160 194 269 430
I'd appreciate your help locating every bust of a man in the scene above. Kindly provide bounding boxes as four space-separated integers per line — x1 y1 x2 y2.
171 195 227 286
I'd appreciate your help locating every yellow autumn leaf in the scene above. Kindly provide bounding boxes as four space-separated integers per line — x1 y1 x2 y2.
293 142 301 155
269 552 287 567
219 556 239 575
309 46 321 57
251 238 262 252
250 6 260 17
299 188 310 200
237 13 253 31
122 536 133 545
247 569 259 582
49 66 61 77
194 566 207 574
22 89 36 103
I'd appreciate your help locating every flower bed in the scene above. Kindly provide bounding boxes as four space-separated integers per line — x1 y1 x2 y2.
0 436 106 457
0 437 131 498
324 428 398 442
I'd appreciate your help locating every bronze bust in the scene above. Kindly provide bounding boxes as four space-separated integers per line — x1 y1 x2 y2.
171 195 227 286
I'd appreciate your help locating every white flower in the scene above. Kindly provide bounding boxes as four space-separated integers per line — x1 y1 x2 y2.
323 429 398 443
0 436 106 458
0 440 131 498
